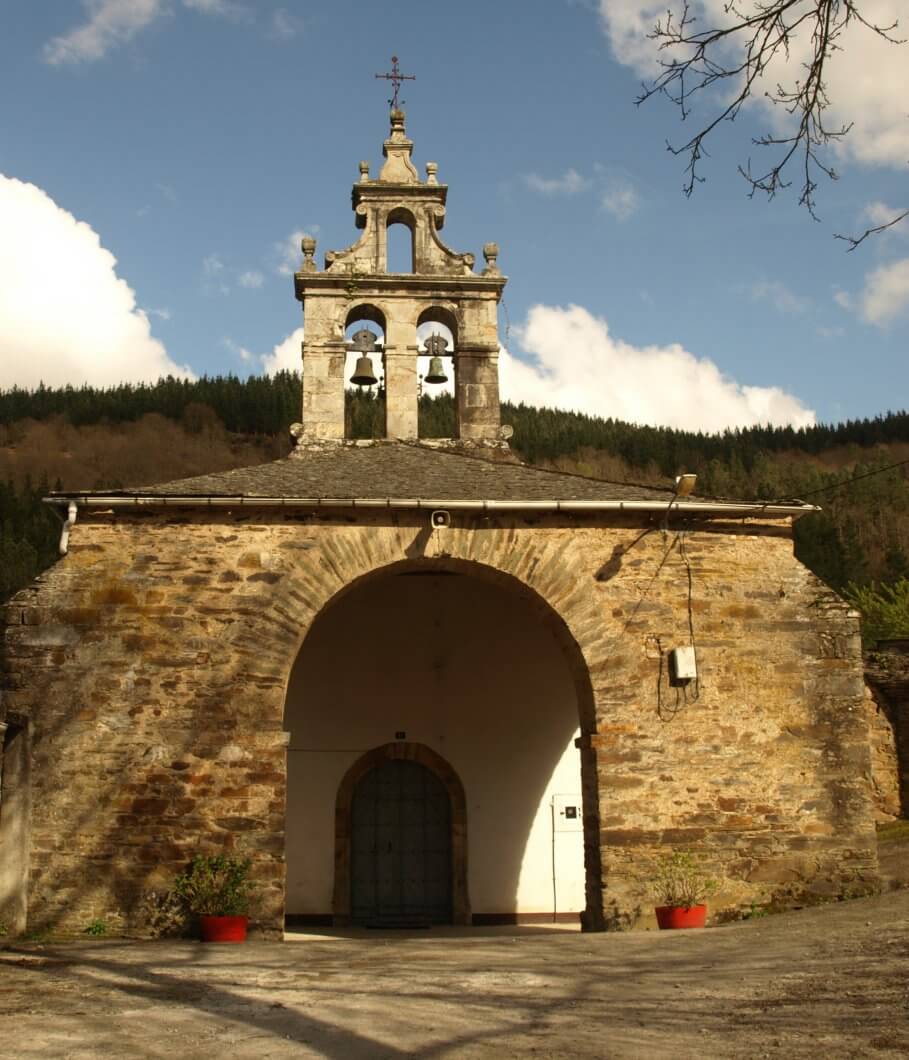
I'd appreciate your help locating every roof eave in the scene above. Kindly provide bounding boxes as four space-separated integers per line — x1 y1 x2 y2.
43 495 819 518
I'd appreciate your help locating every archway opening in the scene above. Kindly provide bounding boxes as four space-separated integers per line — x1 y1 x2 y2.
344 304 386 439
283 561 598 929
386 212 415 274
417 307 457 437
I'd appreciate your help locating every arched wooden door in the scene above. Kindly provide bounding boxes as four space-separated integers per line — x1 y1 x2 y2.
350 758 452 926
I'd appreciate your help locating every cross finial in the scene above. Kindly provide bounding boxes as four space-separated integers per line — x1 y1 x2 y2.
375 54 415 110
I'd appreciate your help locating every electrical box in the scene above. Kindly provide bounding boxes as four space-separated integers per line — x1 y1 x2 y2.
669 646 697 681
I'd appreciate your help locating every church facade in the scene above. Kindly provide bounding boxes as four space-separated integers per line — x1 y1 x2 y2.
0 112 879 937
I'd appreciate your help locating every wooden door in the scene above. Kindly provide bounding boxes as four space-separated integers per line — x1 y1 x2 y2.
350 759 452 925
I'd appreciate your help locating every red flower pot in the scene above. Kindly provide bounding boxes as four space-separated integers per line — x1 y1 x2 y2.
199 915 248 943
655 904 707 930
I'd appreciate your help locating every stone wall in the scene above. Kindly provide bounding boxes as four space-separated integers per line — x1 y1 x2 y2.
865 640 909 818
0 510 878 935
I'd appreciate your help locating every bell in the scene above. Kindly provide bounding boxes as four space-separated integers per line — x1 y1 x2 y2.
350 354 378 387
424 356 448 385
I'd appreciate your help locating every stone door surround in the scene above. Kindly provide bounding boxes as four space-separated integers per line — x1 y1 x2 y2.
332 741 470 925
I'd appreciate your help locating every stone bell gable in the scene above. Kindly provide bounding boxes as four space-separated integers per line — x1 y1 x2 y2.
294 109 505 443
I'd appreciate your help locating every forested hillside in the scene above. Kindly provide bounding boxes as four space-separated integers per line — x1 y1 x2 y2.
2 374 908 642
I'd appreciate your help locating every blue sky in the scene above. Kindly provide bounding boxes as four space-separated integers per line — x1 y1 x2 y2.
1 0 907 430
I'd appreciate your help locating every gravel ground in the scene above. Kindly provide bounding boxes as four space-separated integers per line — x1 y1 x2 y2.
1 889 908 1059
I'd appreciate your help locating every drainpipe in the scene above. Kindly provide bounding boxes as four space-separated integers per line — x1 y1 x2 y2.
59 500 78 555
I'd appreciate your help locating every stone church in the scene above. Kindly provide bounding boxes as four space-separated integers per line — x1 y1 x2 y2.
0 109 879 938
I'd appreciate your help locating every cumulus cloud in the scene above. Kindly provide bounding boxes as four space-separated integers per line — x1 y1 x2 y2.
44 0 251 65
499 304 815 431
598 0 909 169
860 257 909 326
222 329 303 374
523 169 590 196
0 174 192 388
260 328 304 375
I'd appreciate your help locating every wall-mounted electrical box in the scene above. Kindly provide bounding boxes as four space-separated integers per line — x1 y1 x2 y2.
669 646 697 682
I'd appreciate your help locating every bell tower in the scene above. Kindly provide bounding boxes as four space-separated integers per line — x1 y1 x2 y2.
293 101 507 443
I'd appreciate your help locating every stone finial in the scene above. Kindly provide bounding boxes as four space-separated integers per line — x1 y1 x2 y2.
425 162 439 185
358 160 370 182
300 235 317 273
482 242 501 276
379 108 419 183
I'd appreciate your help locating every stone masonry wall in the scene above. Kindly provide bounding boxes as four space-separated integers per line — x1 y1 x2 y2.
0 510 878 935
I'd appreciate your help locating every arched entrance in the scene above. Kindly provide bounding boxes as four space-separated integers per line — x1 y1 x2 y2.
334 742 468 926
283 559 602 929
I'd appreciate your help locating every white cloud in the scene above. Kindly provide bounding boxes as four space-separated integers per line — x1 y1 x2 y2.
44 0 252 65
523 169 589 196
861 200 909 237
238 270 265 289
860 257 909 326
499 304 815 432
598 0 909 169
833 289 853 310
44 0 166 65
0 174 193 388
222 329 303 374
750 279 810 315
146 306 172 321
600 179 639 220
270 8 303 39
203 253 224 276
222 336 253 363
260 328 304 375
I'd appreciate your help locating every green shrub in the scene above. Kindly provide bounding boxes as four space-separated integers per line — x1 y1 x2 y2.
649 851 719 908
845 577 909 648
173 853 253 916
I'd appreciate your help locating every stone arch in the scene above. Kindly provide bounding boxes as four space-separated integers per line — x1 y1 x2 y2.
344 303 386 335
332 741 469 925
278 541 607 929
416 304 459 345
385 207 416 273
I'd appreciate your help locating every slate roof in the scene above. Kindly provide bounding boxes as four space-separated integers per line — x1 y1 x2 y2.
63 442 676 503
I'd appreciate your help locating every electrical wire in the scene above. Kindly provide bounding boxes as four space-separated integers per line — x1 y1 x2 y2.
779 456 909 502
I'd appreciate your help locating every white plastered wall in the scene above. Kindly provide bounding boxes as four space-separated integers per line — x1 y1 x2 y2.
283 572 584 917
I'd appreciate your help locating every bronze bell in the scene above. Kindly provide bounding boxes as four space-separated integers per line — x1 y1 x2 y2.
350 354 378 386
423 333 449 385
349 327 380 386
424 356 448 385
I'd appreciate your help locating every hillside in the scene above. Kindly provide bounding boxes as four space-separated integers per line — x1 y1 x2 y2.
1 376 908 630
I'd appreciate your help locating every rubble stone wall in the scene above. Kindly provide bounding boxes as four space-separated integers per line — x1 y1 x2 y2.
0 510 878 935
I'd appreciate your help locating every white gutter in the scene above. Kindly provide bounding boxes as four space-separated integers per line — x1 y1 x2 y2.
43 495 817 518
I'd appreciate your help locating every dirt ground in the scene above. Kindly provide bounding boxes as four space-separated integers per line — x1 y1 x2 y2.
1 890 908 1059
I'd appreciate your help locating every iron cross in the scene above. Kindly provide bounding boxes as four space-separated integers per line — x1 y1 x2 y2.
375 55 415 110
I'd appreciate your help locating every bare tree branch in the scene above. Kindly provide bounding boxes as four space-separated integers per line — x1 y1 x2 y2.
835 206 909 250
635 1 906 242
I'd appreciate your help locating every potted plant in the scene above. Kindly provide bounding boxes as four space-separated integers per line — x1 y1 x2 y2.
650 851 719 929
173 853 253 942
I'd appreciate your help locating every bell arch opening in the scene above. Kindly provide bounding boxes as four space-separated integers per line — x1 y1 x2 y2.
282 558 602 930
344 304 386 439
386 209 415 274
